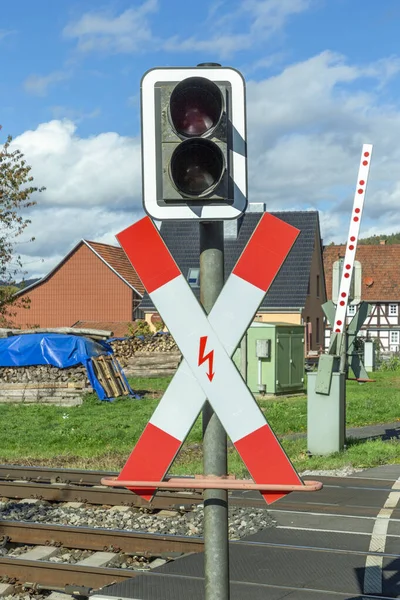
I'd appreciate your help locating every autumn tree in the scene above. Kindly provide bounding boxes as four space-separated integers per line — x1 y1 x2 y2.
0 126 45 324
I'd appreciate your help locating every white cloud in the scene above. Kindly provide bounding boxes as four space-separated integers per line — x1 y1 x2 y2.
63 0 158 54
10 49 400 279
11 120 141 210
16 206 143 280
50 106 101 122
63 0 311 59
164 0 312 58
9 120 143 277
244 51 400 233
24 70 72 97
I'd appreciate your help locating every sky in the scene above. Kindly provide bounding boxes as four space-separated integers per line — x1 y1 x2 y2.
2 0 400 280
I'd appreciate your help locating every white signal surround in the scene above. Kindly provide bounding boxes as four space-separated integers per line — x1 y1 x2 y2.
141 66 247 221
333 144 373 333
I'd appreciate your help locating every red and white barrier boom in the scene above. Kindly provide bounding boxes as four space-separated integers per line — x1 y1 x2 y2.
111 213 308 505
333 144 373 333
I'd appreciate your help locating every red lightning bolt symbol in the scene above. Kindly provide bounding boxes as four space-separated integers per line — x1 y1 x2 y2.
198 336 215 382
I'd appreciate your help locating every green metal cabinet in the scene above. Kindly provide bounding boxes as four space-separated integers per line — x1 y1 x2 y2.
234 322 305 395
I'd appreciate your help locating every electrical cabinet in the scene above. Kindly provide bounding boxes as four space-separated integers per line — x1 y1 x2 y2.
234 322 305 395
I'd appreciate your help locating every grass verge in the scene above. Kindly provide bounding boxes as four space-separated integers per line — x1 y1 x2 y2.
0 372 398 474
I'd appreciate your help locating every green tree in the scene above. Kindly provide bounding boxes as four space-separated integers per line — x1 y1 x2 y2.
0 125 45 324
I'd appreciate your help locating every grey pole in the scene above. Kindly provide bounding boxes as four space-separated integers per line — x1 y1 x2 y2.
200 221 230 600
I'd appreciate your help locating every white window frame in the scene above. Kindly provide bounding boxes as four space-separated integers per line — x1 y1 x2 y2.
347 304 356 316
389 304 398 316
390 330 399 345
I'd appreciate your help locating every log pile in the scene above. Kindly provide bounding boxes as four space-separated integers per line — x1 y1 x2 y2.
0 365 92 406
0 365 90 385
110 334 179 363
110 334 181 378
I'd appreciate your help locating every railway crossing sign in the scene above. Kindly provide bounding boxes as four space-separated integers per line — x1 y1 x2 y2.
116 212 303 505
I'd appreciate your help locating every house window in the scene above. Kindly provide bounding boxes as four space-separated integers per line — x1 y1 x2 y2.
389 304 398 316
316 318 320 344
390 331 399 345
348 304 356 316
316 275 320 298
187 268 200 288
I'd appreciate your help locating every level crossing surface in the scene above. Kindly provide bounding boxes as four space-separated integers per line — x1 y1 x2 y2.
92 465 400 600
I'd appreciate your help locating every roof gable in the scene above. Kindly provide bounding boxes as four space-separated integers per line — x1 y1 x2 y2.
140 210 320 312
16 240 144 297
324 243 400 302
84 241 145 296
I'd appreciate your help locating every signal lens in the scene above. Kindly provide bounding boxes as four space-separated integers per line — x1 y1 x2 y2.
169 77 223 138
170 138 224 197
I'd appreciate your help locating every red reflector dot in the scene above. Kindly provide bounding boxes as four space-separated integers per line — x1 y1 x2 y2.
335 328 341 332
364 152 370 157
359 180 365 185
341 292 346 297
362 160 368 166
346 264 351 269
340 301 345 306
354 216 359 222
337 320 342 326
350 236 356 241
358 189 363 194
345 273 350 278
355 208 360 213
349 245 354 250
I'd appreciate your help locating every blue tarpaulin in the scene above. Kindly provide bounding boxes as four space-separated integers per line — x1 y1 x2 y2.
0 333 135 401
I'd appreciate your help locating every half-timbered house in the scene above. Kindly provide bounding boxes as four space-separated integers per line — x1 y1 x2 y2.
323 242 400 352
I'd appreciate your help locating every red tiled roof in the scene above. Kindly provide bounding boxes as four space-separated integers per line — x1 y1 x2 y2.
85 241 145 296
323 244 400 302
72 321 136 338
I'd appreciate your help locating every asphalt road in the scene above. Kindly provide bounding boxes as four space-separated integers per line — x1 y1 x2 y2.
92 464 400 600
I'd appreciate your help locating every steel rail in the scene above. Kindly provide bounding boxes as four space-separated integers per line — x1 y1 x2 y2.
0 465 117 485
0 520 204 554
1 465 397 491
0 556 134 587
0 480 200 508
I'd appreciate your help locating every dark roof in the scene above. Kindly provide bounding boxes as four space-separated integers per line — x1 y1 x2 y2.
324 243 400 302
140 211 320 312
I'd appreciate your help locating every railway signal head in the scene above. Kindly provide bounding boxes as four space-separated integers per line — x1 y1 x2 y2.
140 66 247 221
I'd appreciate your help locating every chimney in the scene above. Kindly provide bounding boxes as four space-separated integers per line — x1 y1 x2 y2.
380 239 386 245
247 202 266 213
224 216 243 240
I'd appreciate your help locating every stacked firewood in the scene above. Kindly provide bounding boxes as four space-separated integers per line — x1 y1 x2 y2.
110 334 179 362
0 365 90 386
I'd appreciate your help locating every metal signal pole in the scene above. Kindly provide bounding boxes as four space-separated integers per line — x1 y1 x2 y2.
200 220 230 600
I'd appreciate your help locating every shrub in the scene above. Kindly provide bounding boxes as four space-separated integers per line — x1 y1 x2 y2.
379 355 400 371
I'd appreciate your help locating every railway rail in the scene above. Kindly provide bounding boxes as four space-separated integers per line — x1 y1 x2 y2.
1 464 400 597
0 464 398 514
0 465 202 508
0 520 204 589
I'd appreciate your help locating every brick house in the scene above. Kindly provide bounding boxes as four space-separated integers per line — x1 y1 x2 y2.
11 240 145 331
323 242 400 351
140 206 326 353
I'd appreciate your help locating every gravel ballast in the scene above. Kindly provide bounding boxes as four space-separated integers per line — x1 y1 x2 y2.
0 500 275 540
